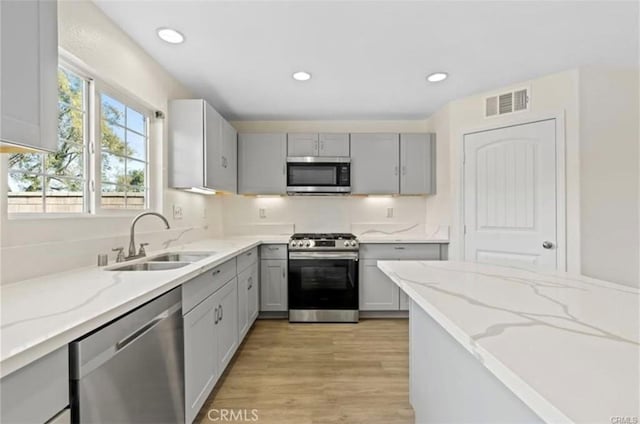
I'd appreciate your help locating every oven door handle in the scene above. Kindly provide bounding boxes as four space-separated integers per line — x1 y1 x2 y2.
289 252 359 261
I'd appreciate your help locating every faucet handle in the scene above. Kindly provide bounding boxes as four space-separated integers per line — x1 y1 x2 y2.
112 247 125 263
138 243 149 257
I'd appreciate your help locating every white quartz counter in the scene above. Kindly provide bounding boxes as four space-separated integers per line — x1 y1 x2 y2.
357 234 449 244
0 236 290 378
378 260 640 423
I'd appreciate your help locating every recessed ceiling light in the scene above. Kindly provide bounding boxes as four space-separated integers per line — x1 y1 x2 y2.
292 71 312 81
426 72 448 82
157 28 185 44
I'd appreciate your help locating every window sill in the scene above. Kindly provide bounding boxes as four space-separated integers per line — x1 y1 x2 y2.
8 209 154 221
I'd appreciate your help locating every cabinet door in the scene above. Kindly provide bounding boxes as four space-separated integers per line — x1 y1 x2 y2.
247 263 260 323
260 259 288 311
220 119 237 193
359 259 399 310
0 0 58 152
399 291 410 311
287 133 318 156
319 133 349 157
204 103 223 190
238 133 287 194
400 133 436 195
350 133 400 194
237 267 250 340
168 100 206 189
184 294 218 424
215 278 239 371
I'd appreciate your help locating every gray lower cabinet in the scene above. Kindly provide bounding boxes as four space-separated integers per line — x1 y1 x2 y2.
216 278 239 372
351 133 400 194
184 292 219 424
183 271 238 424
238 133 287 194
360 259 400 310
400 133 436 195
260 260 287 311
360 243 447 311
0 346 69 424
238 262 260 340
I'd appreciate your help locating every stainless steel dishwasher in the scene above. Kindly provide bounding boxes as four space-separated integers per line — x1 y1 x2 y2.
70 287 184 423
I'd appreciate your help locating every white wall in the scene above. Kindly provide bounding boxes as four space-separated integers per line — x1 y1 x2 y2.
578 67 639 286
0 0 223 284
425 67 640 287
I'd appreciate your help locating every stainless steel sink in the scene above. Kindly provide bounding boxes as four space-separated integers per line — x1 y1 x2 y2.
149 252 214 262
109 262 191 271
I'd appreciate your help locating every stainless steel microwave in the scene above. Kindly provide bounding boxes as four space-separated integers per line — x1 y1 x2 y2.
286 157 351 195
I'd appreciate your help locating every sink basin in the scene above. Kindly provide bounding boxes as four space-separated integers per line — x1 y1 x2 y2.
108 262 190 271
150 252 214 263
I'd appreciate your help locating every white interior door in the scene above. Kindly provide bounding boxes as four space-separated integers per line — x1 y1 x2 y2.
463 119 557 271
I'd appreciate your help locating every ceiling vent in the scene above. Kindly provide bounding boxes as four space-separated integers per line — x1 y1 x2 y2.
485 87 529 118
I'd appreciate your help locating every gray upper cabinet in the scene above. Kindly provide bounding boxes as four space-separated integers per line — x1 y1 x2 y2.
287 133 318 156
400 133 436 195
220 119 238 193
319 133 350 156
238 133 287 194
168 99 237 193
350 133 400 194
0 0 58 153
287 133 349 157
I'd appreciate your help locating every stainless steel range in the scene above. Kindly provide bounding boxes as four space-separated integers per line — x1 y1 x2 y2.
288 233 359 323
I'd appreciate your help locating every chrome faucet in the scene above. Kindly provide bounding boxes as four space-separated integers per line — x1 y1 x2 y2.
126 212 171 260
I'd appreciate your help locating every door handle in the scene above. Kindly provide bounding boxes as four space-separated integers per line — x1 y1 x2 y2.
542 241 555 249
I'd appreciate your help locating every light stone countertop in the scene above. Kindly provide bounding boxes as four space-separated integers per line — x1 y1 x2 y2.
0 237 276 378
377 260 640 423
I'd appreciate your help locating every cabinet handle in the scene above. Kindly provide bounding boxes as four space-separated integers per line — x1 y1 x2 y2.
394 246 406 250
394 166 399 176
220 304 223 321
214 306 219 324
248 276 253 290
402 165 407 175
212 269 221 277
268 247 279 251
247 252 252 256
282 268 285 278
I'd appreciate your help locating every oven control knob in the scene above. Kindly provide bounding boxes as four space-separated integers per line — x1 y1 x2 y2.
344 241 350 247
350 240 357 247
290 241 297 247
304 241 311 247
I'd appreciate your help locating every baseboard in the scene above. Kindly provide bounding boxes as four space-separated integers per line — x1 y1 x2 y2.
360 311 409 319
258 311 288 319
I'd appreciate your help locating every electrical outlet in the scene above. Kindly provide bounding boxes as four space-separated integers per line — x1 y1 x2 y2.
386 207 394 218
172 204 183 220
259 208 266 219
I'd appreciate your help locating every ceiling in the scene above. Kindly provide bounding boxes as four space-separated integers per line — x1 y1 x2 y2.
93 1 638 121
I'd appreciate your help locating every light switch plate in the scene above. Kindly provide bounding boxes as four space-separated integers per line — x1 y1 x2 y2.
259 208 266 219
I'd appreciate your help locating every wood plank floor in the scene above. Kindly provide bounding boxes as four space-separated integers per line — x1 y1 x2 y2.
196 319 413 424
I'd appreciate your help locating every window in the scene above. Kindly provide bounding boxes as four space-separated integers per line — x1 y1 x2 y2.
7 61 152 215
99 93 149 209
8 67 89 213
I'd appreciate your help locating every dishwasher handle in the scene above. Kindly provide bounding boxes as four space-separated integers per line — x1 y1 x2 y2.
116 312 168 352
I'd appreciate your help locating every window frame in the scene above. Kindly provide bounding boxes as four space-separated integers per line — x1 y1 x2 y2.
7 54 156 219
93 80 152 215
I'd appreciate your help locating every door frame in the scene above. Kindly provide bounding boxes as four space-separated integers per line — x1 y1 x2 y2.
458 111 567 271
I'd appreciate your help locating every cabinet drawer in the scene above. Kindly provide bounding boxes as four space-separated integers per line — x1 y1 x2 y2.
260 244 287 260
182 258 237 314
1 346 69 424
237 247 258 273
360 243 442 260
